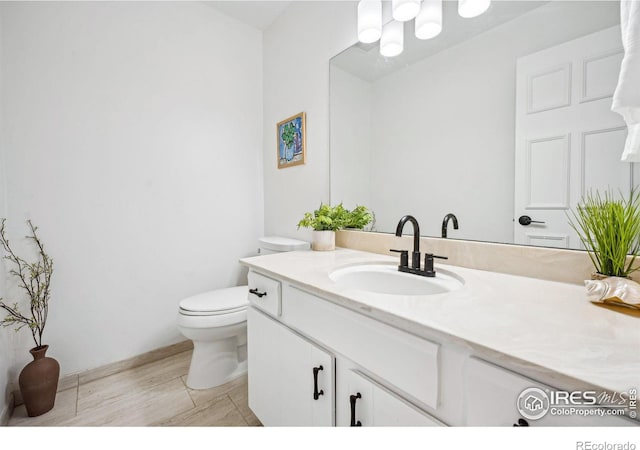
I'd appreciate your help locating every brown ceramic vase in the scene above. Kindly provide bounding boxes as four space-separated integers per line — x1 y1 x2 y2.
19 345 60 417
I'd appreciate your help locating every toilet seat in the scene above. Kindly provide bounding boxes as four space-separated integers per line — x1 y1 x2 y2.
178 286 248 316
178 308 247 329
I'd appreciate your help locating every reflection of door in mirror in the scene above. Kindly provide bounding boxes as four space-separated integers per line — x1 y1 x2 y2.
514 26 639 249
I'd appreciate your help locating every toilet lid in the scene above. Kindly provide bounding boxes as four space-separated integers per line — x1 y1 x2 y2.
259 236 310 252
179 286 249 316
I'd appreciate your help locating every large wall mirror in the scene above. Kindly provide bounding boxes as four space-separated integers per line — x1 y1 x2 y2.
330 0 638 249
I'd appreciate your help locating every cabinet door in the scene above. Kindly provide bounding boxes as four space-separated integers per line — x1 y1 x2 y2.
247 306 282 426
248 306 334 426
279 326 334 426
465 357 637 427
341 369 442 427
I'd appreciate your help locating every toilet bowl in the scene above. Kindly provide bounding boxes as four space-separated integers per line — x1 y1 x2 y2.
177 236 309 390
178 286 249 389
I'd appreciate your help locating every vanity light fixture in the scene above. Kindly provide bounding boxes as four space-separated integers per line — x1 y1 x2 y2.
380 20 404 57
392 0 421 22
358 0 383 43
458 0 491 18
358 0 490 57
415 0 442 40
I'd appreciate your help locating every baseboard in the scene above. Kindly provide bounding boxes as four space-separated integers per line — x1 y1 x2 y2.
12 340 193 408
77 340 193 385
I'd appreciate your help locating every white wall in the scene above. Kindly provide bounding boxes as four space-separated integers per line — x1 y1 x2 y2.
0 3 12 423
329 67 372 211
263 1 356 239
0 2 263 377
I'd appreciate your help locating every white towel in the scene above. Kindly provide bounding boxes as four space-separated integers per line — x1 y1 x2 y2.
611 0 640 162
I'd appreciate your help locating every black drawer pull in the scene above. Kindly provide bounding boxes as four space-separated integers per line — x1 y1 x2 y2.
312 366 324 400
350 393 362 427
249 288 267 298
513 418 529 427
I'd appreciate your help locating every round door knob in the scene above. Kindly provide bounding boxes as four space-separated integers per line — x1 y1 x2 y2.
518 215 545 226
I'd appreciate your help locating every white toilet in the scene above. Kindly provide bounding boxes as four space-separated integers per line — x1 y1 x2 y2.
177 236 309 390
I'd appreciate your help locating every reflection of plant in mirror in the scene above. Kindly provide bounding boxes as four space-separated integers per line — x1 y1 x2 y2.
297 203 373 232
567 189 640 277
345 205 374 230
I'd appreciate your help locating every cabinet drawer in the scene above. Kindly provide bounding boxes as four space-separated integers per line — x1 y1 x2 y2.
282 285 440 409
465 357 637 427
247 271 281 317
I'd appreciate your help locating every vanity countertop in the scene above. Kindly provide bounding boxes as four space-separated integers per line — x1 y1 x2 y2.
240 248 640 395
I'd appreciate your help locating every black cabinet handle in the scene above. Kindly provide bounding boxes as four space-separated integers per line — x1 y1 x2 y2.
513 418 529 427
312 366 324 400
249 288 267 298
350 393 362 427
518 215 545 226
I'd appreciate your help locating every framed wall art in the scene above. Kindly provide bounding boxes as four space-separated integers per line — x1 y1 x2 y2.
277 112 306 169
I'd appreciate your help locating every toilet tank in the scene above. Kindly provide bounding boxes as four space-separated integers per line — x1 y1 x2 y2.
258 236 310 255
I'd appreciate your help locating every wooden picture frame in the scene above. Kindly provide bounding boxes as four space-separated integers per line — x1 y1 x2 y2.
277 112 306 169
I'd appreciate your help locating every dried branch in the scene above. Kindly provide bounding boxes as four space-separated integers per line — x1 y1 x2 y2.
0 219 54 348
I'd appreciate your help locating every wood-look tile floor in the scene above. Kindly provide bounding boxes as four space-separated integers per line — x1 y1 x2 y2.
8 350 261 427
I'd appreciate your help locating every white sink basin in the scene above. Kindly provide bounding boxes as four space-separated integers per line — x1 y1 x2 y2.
329 264 464 296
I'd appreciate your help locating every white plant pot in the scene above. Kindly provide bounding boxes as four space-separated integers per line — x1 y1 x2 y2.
312 230 335 251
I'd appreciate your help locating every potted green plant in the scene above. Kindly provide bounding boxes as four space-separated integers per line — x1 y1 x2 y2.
567 189 640 279
0 219 59 417
297 203 373 251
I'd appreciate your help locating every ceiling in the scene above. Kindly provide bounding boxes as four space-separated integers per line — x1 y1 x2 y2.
203 1 292 31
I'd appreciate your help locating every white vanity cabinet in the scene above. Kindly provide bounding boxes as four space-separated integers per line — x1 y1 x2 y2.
247 306 334 426
246 268 638 427
247 269 444 427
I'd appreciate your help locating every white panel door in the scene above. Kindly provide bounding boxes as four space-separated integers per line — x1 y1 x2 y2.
514 25 638 248
247 306 334 426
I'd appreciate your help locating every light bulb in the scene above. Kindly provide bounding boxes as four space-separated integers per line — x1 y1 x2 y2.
392 0 421 22
357 0 382 43
380 21 404 57
458 0 491 18
415 0 442 40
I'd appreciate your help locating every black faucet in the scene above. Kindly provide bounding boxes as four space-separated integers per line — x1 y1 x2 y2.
441 213 459 238
390 215 448 277
395 215 421 269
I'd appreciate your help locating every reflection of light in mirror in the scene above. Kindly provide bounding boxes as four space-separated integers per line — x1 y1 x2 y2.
358 0 382 44
459 0 491 18
381 21 404 57
415 0 443 40
392 0 421 22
